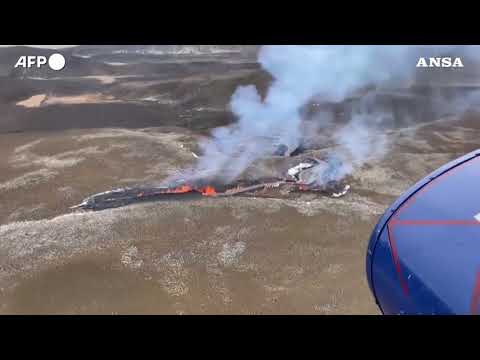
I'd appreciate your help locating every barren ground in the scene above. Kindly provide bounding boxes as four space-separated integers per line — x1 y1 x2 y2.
0 46 479 314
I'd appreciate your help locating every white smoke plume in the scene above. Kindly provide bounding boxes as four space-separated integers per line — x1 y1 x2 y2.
178 45 480 185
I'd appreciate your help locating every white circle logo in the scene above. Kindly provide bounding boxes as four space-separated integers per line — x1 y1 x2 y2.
48 53 66 71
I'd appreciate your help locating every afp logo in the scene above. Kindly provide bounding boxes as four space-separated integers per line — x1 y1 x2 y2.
14 53 66 71
416 57 464 68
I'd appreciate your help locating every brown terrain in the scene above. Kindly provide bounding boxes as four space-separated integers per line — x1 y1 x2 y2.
0 45 479 314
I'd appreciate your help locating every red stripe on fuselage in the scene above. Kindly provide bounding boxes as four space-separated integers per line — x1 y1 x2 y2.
387 223 409 296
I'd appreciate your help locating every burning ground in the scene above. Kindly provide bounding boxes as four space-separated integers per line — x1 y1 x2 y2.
1 45 480 314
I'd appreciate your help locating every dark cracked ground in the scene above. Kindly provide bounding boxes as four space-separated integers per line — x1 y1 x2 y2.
0 45 479 314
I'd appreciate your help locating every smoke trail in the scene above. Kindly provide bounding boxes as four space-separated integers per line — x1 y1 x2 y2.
180 45 480 185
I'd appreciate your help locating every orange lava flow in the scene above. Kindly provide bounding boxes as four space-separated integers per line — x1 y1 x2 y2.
168 185 193 193
201 186 217 196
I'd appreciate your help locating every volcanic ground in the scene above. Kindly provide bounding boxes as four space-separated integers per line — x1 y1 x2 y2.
1 46 479 314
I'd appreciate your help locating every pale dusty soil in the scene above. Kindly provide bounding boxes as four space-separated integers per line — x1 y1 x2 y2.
16 93 118 107
16 94 46 107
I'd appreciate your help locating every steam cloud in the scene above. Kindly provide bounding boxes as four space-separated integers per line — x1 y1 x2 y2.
177 45 480 185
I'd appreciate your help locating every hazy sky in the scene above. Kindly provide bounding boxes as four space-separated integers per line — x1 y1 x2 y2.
0 45 77 49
